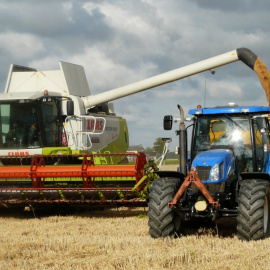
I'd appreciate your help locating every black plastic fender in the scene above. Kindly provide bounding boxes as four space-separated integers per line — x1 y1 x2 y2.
154 170 185 180
240 172 270 182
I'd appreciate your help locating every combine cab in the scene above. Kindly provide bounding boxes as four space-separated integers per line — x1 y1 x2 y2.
0 63 129 160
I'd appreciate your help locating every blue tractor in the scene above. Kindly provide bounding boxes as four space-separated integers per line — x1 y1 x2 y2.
148 103 270 240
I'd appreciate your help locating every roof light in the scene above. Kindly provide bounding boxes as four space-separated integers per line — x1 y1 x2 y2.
241 108 249 113
44 90 49 96
197 105 202 108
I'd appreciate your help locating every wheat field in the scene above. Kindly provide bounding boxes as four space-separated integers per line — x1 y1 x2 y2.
0 206 270 270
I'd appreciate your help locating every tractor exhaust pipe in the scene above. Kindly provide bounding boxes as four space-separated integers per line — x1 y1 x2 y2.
177 105 187 175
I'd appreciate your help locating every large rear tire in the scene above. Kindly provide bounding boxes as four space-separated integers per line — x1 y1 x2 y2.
148 177 182 238
237 179 270 240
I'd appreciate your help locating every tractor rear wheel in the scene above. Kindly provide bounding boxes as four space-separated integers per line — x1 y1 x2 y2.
237 179 270 240
148 177 182 238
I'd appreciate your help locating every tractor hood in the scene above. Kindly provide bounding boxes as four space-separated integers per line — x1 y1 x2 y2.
192 149 235 182
193 149 234 166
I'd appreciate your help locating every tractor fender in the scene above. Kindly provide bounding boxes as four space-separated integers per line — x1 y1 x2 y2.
240 172 270 182
154 170 185 180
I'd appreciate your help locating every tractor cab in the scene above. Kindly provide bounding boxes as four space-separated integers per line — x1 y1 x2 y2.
189 105 270 179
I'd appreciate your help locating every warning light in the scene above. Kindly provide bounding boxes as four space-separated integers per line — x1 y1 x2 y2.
197 105 202 108
44 90 49 96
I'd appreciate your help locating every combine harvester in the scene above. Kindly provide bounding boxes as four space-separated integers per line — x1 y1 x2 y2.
0 48 270 228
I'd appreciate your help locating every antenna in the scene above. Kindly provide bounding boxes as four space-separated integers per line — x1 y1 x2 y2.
204 68 215 108
204 80 206 108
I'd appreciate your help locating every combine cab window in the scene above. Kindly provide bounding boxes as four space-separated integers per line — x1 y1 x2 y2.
0 104 11 148
0 102 42 149
0 99 62 150
41 102 59 146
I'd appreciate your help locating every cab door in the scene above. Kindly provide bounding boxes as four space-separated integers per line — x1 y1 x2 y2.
253 116 270 172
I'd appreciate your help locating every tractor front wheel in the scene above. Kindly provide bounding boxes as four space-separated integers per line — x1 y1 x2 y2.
237 179 270 240
148 177 182 238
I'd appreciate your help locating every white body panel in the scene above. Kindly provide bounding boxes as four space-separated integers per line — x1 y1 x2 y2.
5 70 67 95
65 115 120 152
4 62 91 97
0 148 42 156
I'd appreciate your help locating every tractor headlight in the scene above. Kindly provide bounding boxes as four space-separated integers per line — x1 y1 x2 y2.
211 164 219 181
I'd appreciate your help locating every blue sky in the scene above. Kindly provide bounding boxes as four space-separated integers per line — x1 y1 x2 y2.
0 0 270 149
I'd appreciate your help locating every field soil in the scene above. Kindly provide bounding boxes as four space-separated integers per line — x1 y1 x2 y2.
160 164 178 171
0 161 268 269
1 206 270 270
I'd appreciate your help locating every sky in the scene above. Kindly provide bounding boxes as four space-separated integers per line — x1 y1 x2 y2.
0 0 270 150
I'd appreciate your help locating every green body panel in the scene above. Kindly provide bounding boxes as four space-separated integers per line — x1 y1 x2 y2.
41 118 128 164
42 147 72 155
100 118 129 154
92 118 129 165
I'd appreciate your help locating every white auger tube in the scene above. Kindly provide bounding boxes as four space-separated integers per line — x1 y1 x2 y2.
82 48 261 109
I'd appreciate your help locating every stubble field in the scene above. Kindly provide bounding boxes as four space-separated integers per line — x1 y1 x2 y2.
1 164 270 270
1 206 270 270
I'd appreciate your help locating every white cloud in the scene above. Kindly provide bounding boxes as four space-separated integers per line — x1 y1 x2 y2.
68 47 157 91
207 80 243 98
0 32 45 59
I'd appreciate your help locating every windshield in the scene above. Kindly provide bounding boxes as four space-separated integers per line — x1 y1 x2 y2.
0 100 61 150
192 114 253 172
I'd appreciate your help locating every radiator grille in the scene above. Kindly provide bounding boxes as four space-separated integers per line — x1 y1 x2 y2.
197 166 211 181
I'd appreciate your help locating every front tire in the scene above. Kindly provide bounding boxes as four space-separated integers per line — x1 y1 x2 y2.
237 179 270 240
148 177 182 238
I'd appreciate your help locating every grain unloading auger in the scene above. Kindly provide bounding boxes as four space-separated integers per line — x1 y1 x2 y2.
0 48 269 207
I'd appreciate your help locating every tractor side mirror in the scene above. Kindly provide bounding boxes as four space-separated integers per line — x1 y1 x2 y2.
67 100 74 116
163 115 173 130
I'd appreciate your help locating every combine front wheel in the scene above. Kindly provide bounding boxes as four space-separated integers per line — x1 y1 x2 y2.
237 179 270 240
148 177 182 238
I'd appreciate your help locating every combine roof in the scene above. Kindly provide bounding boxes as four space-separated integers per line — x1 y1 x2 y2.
4 62 91 97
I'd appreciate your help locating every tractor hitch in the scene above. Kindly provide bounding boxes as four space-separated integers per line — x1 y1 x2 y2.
168 167 220 210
